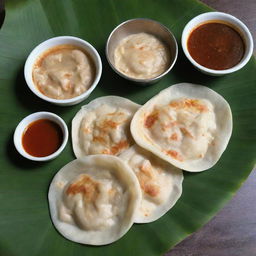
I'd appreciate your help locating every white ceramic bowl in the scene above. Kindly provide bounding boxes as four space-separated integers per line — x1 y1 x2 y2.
14 112 68 161
24 36 102 106
106 18 178 84
182 12 254 76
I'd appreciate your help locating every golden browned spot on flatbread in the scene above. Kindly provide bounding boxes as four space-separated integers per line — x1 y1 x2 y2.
83 127 91 134
107 112 125 116
93 136 106 144
102 140 129 155
144 112 158 128
170 133 178 141
169 98 208 112
166 150 183 161
137 162 160 197
102 119 120 129
110 140 129 155
162 121 178 132
144 184 160 197
180 127 194 139
66 174 100 203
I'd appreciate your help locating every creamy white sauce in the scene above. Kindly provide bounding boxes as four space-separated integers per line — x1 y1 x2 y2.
33 44 95 99
114 33 170 79
144 98 216 161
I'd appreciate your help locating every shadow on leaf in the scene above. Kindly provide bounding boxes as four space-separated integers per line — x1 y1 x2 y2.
5 131 47 170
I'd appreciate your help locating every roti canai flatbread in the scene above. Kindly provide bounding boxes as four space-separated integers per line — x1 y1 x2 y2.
131 83 232 172
72 96 140 158
48 155 141 245
119 145 183 223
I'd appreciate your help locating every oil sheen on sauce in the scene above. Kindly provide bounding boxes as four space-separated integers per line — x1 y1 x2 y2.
22 119 63 157
187 22 245 70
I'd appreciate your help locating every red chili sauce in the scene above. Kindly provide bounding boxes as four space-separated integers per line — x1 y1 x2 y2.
187 22 245 70
22 119 63 157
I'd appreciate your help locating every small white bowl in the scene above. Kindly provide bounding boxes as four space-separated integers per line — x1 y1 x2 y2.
24 36 102 106
182 12 254 76
14 112 68 161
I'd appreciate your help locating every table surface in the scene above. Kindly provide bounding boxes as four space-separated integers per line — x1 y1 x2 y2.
0 1 255 256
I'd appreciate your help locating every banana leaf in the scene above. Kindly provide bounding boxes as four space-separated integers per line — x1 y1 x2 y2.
0 0 255 255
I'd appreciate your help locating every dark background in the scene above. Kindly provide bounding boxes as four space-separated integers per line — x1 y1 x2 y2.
0 1 255 256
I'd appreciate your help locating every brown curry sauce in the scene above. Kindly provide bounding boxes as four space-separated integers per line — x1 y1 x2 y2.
187 21 245 70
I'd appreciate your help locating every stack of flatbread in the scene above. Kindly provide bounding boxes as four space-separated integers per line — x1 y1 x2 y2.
48 83 232 245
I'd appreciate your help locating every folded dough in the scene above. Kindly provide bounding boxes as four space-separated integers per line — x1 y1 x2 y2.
131 83 232 172
72 96 140 158
48 155 141 245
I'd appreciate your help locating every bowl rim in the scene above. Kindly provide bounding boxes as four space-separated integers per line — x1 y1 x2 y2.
24 36 102 105
181 11 254 75
13 111 69 161
106 17 178 83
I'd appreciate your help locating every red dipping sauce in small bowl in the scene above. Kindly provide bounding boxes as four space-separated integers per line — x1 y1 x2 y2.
22 119 63 157
14 112 68 161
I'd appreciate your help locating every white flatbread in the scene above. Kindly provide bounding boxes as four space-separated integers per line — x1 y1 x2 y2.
72 96 140 158
131 83 232 172
119 145 183 223
48 155 141 245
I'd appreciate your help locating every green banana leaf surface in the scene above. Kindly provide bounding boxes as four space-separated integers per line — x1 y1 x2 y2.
0 0 255 255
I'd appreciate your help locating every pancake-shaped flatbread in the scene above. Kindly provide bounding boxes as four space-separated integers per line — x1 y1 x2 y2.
131 83 232 172
48 155 141 245
72 96 140 158
119 145 183 223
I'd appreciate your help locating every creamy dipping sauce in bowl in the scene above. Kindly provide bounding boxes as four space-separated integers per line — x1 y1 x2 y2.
25 36 102 106
114 32 170 79
33 44 95 100
106 18 178 84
